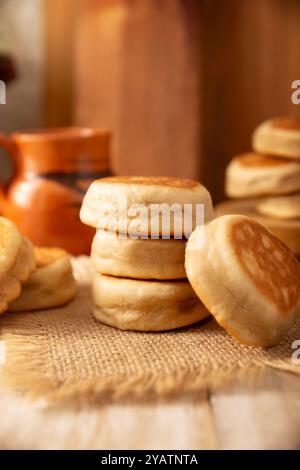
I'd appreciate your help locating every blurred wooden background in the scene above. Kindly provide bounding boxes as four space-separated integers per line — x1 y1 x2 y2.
72 0 300 201
198 0 300 201
2 0 300 202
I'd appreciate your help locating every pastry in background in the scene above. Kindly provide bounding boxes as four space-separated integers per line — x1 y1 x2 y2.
92 274 210 331
225 152 300 198
215 199 300 258
257 193 300 220
92 229 186 280
186 215 300 347
9 247 77 312
253 116 300 160
222 116 300 257
0 217 35 314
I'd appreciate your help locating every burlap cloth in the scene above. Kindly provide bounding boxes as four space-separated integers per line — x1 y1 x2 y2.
0 257 299 403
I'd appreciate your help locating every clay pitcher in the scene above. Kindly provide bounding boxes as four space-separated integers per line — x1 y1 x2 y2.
0 127 111 255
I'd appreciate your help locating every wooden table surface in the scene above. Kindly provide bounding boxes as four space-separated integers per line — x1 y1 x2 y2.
0 367 299 450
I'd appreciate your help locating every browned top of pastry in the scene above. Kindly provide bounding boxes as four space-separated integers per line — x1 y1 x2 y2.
34 247 68 268
96 176 201 189
231 218 300 315
233 152 292 167
271 117 300 131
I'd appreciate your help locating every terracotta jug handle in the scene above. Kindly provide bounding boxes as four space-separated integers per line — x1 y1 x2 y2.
0 132 16 211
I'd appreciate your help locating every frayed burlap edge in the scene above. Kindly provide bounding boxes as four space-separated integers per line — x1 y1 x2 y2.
1 314 300 404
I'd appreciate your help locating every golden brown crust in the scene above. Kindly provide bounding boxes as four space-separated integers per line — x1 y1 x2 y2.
93 176 200 189
80 176 214 234
9 247 76 312
0 217 22 279
34 247 69 268
186 215 300 347
233 152 294 168
231 219 300 316
226 154 300 198
271 116 300 131
0 235 36 314
215 199 300 255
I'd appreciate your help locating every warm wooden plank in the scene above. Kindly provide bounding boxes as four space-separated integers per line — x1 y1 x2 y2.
75 0 201 178
1 370 300 449
74 0 300 201
211 369 300 449
44 0 78 126
0 390 217 450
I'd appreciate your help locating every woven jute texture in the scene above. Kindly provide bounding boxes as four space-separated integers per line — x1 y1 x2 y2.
0 257 299 403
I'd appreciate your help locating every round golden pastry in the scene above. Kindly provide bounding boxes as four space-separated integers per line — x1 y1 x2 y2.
257 193 300 220
0 217 36 314
9 247 77 312
91 229 186 280
92 274 210 331
80 176 214 238
186 215 300 347
215 199 300 257
252 116 300 159
225 152 300 197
